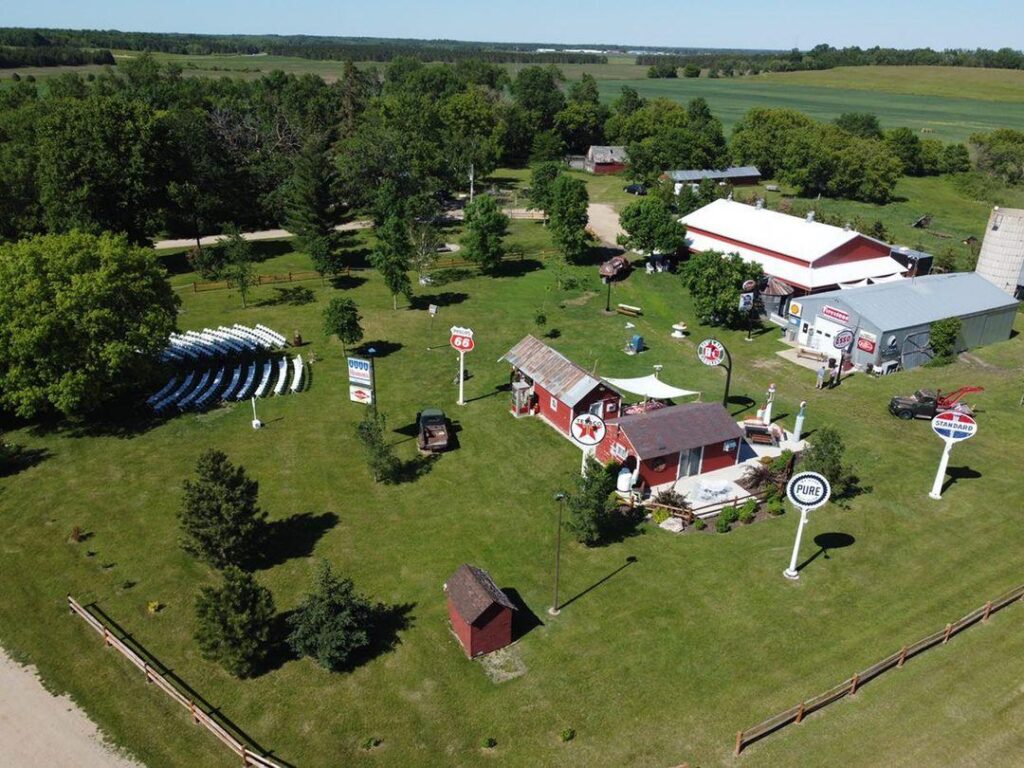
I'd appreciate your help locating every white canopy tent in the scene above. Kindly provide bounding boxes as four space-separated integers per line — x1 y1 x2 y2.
602 374 700 400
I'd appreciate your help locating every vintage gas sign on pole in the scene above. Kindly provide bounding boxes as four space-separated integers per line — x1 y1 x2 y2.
783 471 831 580
697 338 732 407
347 357 374 406
570 412 607 476
928 411 977 499
450 326 475 405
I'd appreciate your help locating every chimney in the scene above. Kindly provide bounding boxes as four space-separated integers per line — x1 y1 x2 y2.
843 222 851 231
805 211 816 223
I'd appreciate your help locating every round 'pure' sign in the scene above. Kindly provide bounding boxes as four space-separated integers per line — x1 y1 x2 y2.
786 471 832 510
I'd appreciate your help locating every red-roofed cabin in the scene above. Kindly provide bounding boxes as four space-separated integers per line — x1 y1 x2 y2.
595 403 744 488
445 564 516 658
501 335 621 437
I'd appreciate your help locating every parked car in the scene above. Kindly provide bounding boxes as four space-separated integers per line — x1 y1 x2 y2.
624 184 647 196
417 408 450 452
599 254 631 280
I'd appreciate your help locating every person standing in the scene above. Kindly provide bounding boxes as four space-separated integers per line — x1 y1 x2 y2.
830 361 842 389
815 364 826 390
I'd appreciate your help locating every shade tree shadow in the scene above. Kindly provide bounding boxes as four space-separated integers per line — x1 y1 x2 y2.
354 340 403 358
0 445 51 477
334 602 417 673
489 259 543 278
328 273 367 290
255 286 315 307
259 512 340 569
409 292 469 310
501 588 543 641
427 267 474 286
389 453 439 484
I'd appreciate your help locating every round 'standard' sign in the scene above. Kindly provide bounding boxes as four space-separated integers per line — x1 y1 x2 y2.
786 471 832 510
697 338 726 367
931 411 977 443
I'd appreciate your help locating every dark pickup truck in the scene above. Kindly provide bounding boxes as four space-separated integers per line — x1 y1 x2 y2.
417 409 450 452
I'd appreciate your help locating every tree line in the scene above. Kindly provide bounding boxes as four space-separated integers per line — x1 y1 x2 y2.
0 28 606 64
636 43 1024 75
0 45 114 68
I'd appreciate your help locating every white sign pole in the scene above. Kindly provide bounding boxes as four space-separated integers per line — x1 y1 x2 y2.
928 440 953 500
458 350 466 406
783 506 810 580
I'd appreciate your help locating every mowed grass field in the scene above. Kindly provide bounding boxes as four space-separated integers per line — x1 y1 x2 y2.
3 211 1024 766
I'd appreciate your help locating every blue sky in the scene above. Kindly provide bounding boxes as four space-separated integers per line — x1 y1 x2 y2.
5 1 1020 50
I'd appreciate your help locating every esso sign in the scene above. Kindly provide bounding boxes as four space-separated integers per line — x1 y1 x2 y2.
833 329 854 349
931 411 977 443
570 413 606 447
697 338 726 367
449 326 475 353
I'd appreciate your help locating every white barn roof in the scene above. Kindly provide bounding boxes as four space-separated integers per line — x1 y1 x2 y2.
976 206 1024 296
681 198 881 264
684 230 905 291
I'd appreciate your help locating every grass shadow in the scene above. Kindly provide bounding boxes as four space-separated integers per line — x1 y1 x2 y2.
501 588 543 641
329 273 367 290
255 286 315 307
942 465 982 494
559 556 638 611
389 453 438 484
260 512 340 569
0 445 51 477
797 532 856 572
335 602 417 672
410 292 469 310
354 340 403 359
489 259 543 278
427 267 475 286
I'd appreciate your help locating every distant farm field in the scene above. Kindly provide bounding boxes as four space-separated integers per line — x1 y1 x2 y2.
596 74 1024 143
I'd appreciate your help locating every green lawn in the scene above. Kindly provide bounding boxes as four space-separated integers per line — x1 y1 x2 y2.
3 211 1024 767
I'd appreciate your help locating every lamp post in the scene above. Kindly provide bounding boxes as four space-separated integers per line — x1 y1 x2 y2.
549 492 566 616
250 396 263 430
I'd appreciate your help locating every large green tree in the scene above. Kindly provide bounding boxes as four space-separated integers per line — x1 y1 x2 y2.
680 250 763 327
194 567 276 678
370 215 413 310
618 197 686 257
440 87 503 200
179 450 268 570
548 175 591 264
287 561 375 672
35 95 161 244
527 161 563 223
285 132 347 276
461 194 509 273
884 127 924 176
565 457 620 546
731 107 816 178
0 232 178 419
511 65 566 130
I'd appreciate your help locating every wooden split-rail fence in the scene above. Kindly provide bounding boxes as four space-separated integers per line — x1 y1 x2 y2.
67 595 286 768
734 582 1024 755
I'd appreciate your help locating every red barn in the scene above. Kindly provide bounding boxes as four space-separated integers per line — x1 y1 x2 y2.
681 199 907 296
584 145 629 174
501 336 621 437
445 564 516 658
595 403 744 488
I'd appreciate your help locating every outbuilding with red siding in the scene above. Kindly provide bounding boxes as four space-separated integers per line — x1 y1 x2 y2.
501 335 621 437
595 403 744 489
445 564 516 658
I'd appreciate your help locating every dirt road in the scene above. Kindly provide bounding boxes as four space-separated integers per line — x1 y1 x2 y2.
0 650 142 768
587 203 624 246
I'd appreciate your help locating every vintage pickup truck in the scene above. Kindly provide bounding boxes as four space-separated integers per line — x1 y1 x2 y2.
417 408 450 452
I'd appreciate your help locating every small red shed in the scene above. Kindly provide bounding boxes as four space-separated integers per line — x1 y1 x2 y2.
501 335 621 436
595 403 744 488
445 564 516 658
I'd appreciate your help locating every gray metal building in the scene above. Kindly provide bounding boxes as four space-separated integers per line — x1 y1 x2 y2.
790 272 1019 371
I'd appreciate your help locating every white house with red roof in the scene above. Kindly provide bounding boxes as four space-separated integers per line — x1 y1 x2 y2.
680 199 907 295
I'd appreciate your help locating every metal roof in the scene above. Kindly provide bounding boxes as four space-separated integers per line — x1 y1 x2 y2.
587 145 629 164
804 272 1019 331
611 403 743 460
501 335 602 407
682 198 885 264
446 564 515 625
667 166 761 183
976 206 1024 296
